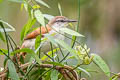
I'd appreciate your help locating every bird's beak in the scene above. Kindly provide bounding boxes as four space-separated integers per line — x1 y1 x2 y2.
67 19 78 22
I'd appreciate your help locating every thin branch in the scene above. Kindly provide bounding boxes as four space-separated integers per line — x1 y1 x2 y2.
0 62 79 80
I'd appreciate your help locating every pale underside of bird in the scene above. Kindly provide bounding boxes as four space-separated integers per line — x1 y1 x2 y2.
20 16 77 57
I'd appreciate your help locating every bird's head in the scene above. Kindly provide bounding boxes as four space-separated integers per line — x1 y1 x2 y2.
48 16 77 28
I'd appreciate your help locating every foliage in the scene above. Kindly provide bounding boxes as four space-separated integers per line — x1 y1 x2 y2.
0 0 116 80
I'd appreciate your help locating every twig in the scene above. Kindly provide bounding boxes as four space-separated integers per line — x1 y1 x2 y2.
0 62 79 80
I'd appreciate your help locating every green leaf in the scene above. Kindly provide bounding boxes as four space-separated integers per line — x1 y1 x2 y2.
0 31 5 42
0 28 15 32
51 70 58 80
0 49 8 55
43 14 54 20
11 48 41 64
20 18 36 41
34 10 45 26
35 0 50 8
58 3 62 16
92 54 110 77
0 20 15 32
60 28 84 37
8 0 24 3
8 60 19 80
55 39 78 59
78 67 91 77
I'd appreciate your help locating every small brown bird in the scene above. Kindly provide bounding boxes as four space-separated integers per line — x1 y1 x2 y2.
19 16 77 58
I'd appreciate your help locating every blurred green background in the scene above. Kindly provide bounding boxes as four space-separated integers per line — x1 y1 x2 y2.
0 0 120 80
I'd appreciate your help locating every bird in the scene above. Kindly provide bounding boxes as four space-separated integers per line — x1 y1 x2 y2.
18 16 77 59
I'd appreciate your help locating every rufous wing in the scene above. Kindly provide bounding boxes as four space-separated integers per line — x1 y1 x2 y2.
24 26 52 40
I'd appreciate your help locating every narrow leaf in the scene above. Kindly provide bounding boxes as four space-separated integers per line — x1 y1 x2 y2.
34 10 45 26
60 28 84 37
78 67 91 77
0 49 8 55
8 60 19 80
58 3 62 16
0 20 15 32
20 18 36 41
35 0 50 8
92 54 110 77
0 28 15 32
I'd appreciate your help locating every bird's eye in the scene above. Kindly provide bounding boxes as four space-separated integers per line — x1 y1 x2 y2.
60 20 64 22
56 20 65 22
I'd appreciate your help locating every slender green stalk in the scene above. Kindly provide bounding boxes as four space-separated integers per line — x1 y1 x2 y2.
39 25 42 58
72 63 83 70
50 42 54 62
44 52 54 61
58 45 64 58
77 0 80 32
8 36 14 51
55 48 60 62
